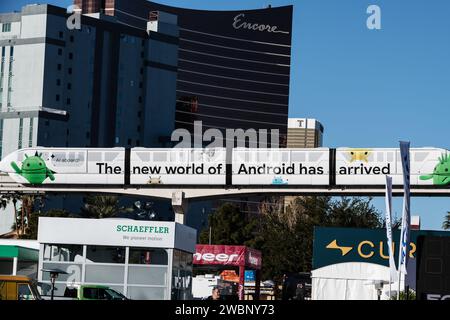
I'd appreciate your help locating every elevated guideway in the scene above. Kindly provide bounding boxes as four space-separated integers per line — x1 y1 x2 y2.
1 174 448 199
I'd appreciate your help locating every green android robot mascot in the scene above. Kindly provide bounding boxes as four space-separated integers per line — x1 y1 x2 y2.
420 153 450 186
10 152 55 184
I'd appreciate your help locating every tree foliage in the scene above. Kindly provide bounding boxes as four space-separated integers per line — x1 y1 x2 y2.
16 209 70 240
1 194 34 236
443 211 450 230
259 196 382 281
199 203 262 247
81 195 132 219
390 289 416 300
200 196 383 282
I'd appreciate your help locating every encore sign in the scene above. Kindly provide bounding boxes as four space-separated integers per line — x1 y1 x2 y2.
232 13 290 34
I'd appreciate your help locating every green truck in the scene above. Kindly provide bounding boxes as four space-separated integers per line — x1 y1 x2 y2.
61 284 128 300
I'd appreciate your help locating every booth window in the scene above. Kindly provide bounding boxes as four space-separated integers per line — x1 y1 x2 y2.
128 248 168 265
43 244 83 262
0 260 13 274
171 250 193 300
86 246 125 264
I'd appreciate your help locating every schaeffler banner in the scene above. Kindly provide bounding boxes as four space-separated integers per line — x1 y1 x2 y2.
193 245 261 269
398 141 411 274
384 175 398 281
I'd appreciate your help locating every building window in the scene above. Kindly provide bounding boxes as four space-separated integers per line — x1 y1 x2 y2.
138 96 142 103
2 23 11 33
69 52 73 60
137 125 141 133
56 95 60 102
28 118 34 147
58 48 62 56
86 132 90 139
18 118 23 149
6 47 14 109
139 82 143 89
129 248 168 265
57 64 62 71
45 120 49 126
56 79 61 86
43 244 83 262
137 111 142 118
68 68 72 74
128 139 132 145
136 140 140 146
0 119 3 157
86 246 125 264
67 83 72 90
67 98 71 105
0 47 4 110
70 35 74 42
59 31 63 39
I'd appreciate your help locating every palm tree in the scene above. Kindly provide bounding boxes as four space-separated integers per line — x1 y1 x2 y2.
443 212 450 230
21 196 34 235
81 195 132 219
0 194 21 235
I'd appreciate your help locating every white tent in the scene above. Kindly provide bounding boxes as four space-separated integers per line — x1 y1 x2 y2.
311 262 405 300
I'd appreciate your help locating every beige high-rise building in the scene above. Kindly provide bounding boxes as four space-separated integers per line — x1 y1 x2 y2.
287 118 324 148
285 118 324 208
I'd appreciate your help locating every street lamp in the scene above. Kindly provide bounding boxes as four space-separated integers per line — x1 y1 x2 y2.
41 268 68 300
365 280 389 300
134 201 157 220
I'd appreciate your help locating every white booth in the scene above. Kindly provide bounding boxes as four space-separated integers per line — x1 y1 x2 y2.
37 217 196 300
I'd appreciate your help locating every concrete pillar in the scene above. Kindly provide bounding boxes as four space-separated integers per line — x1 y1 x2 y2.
255 269 261 300
12 257 18 275
172 191 187 224
238 265 245 300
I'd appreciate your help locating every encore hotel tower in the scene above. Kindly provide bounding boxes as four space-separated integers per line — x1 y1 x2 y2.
75 0 293 145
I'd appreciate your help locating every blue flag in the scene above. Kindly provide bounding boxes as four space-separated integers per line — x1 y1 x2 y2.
398 141 411 274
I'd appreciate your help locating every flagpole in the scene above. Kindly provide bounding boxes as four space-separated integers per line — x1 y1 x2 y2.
389 274 391 299
397 141 411 301
384 175 396 300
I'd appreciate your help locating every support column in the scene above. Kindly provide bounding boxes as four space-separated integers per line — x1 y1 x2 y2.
238 265 245 300
12 257 18 275
255 269 261 300
172 191 187 224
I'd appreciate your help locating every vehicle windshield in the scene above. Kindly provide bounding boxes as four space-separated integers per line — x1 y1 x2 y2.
105 288 128 300
18 283 42 300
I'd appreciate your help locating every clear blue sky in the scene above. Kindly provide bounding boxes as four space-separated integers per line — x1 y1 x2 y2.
1 0 449 230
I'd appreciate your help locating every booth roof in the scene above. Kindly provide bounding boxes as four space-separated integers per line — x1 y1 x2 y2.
0 245 39 261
